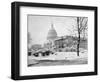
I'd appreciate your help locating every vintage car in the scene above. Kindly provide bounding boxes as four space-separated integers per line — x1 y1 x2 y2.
28 51 32 56
32 49 55 57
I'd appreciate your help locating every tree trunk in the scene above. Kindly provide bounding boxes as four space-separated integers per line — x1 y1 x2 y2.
77 17 80 56
77 33 80 56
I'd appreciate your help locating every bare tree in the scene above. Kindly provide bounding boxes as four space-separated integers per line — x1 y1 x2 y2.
28 32 32 44
77 17 80 56
28 32 32 50
77 17 88 56
66 17 88 56
65 17 87 56
80 17 88 40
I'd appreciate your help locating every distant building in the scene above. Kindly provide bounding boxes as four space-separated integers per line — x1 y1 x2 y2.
31 44 42 51
44 22 69 51
47 23 58 40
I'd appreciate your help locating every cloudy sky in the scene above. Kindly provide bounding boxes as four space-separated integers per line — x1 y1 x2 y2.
28 15 77 45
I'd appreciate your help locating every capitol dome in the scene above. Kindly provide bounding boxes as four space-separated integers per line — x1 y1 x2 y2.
47 23 57 40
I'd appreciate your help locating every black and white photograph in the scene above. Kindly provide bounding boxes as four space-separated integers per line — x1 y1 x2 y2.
11 2 97 80
27 15 88 67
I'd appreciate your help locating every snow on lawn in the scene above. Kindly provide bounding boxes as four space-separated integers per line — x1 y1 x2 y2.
28 50 87 61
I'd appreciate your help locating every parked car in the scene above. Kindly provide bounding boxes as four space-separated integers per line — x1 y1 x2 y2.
28 51 32 56
32 49 55 57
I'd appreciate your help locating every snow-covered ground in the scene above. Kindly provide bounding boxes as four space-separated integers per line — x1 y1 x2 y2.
28 50 87 60
28 50 88 66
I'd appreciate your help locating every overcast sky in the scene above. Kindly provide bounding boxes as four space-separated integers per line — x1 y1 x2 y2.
28 15 77 45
